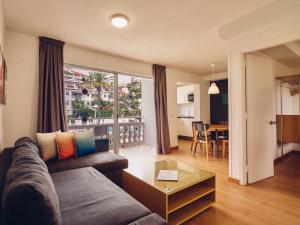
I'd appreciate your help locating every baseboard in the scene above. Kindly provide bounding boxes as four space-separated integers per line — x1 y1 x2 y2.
178 135 193 141
228 177 240 185
170 146 179 150
274 150 300 164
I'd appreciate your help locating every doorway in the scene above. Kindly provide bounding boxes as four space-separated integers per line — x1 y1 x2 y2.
210 79 228 124
245 40 300 184
176 82 200 142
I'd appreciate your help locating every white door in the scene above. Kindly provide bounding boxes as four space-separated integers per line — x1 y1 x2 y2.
246 53 276 184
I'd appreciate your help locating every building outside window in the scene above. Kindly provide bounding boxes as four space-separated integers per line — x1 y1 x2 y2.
64 65 142 130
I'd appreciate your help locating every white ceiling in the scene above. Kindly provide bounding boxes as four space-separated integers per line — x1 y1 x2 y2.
260 40 300 69
3 0 275 75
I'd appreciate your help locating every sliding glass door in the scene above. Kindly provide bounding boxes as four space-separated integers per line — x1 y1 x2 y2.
64 64 154 154
64 65 115 148
116 74 144 152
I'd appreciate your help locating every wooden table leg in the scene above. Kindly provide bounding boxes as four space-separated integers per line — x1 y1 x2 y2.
215 130 219 158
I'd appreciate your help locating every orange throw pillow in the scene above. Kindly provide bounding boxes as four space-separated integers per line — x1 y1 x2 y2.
56 132 75 160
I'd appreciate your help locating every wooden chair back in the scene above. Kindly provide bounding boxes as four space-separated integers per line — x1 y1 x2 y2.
192 121 203 141
194 123 210 142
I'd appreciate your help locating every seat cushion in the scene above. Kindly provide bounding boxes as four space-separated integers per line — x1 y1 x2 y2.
128 213 166 225
51 167 151 225
46 151 128 174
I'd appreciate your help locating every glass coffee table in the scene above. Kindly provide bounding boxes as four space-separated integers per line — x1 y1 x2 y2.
123 159 215 225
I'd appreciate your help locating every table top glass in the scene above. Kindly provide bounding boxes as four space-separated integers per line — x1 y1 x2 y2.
124 159 215 195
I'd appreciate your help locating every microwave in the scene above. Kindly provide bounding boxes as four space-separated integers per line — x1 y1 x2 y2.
187 94 194 102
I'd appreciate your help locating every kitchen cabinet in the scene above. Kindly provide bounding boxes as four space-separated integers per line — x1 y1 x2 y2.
177 84 200 138
177 117 194 137
177 85 194 104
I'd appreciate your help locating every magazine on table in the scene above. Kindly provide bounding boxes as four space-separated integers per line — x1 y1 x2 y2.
157 170 178 181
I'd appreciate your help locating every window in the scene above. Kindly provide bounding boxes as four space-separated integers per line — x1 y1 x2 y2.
64 64 152 150
64 65 143 131
64 65 114 130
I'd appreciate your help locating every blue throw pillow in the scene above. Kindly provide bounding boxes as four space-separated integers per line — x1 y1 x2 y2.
74 130 96 157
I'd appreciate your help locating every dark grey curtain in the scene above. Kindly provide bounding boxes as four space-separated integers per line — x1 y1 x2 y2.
38 37 67 133
153 64 171 154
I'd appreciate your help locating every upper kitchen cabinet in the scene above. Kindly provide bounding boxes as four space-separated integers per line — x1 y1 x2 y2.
177 85 194 104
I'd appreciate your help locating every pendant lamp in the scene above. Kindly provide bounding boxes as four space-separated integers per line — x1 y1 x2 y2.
208 62 220 95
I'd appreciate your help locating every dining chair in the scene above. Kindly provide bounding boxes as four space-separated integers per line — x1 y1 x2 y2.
191 121 203 151
218 121 229 139
222 139 229 158
191 123 216 160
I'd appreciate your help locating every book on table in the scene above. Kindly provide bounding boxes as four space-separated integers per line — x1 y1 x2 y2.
157 170 178 181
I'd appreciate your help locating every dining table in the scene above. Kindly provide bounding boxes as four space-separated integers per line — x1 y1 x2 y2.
207 124 229 158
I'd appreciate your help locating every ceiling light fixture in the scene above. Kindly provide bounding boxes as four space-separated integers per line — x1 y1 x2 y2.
208 62 220 95
111 14 129 28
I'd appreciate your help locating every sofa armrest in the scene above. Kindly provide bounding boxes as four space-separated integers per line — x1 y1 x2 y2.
95 138 110 152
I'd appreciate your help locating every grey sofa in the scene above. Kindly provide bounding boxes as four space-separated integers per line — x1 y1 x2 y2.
46 138 128 186
0 137 165 225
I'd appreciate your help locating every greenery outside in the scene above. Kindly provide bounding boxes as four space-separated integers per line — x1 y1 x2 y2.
69 71 142 122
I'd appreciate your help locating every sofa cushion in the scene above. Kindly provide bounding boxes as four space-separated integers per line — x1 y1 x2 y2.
51 167 151 225
2 137 61 225
46 151 128 174
56 132 75 160
36 131 60 161
128 213 166 225
74 130 96 157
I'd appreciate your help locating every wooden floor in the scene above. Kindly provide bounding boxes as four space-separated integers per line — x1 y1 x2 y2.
120 140 300 225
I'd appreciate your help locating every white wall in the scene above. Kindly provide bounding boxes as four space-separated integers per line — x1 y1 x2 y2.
166 68 210 147
223 11 300 184
0 0 5 151
65 45 210 148
64 45 152 78
3 30 208 148
3 30 154 147
67 45 211 148
4 31 39 147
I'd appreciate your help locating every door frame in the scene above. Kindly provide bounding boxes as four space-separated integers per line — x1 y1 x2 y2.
225 18 300 185
113 72 120 154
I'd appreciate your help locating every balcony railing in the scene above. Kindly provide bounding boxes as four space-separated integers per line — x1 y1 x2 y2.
67 117 144 148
